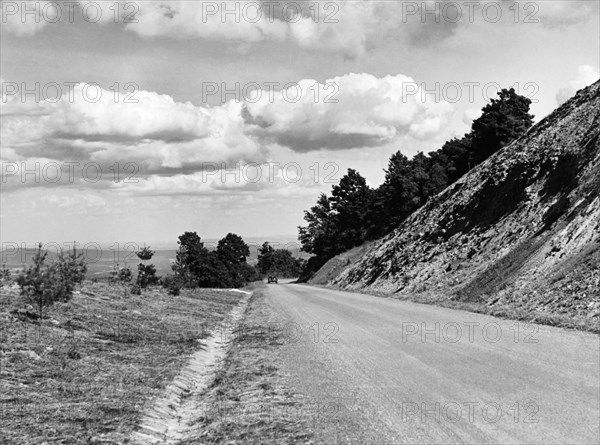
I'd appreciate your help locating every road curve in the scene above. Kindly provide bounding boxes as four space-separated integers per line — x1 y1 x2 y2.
263 282 600 445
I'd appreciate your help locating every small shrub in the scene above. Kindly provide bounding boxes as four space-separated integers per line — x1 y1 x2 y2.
15 244 87 319
137 263 159 288
1 264 11 283
55 245 87 299
130 283 142 295
162 275 182 296
136 246 155 261
136 246 158 288
110 263 132 283
118 266 133 282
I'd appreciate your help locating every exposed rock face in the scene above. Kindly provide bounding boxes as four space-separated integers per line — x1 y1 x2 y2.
327 81 600 321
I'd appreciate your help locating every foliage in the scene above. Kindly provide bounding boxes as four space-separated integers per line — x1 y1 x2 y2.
256 242 303 277
299 169 377 258
298 193 337 258
110 263 132 283
161 275 182 296
118 266 133 282
172 231 256 288
135 246 158 289
137 263 159 288
469 88 534 165
1 264 12 282
56 245 87 294
172 232 210 287
330 169 376 251
136 246 155 261
199 251 236 287
217 233 250 266
298 88 535 268
241 262 261 282
256 242 275 274
15 244 87 319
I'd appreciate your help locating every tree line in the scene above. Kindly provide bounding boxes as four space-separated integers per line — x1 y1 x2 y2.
10 233 303 318
298 88 534 277
168 234 304 289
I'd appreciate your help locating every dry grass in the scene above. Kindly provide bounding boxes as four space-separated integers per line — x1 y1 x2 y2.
307 242 376 286
180 285 314 445
0 281 242 444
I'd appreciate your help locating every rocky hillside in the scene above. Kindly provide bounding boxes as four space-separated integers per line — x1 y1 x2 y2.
319 80 600 326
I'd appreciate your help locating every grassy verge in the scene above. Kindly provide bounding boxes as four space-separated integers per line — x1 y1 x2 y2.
0 281 242 444
180 285 314 445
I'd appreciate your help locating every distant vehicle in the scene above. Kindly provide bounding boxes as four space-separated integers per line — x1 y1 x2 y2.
267 276 278 284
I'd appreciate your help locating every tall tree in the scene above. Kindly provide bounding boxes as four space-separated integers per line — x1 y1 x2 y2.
378 152 420 228
217 233 250 267
470 88 534 164
256 242 275 275
215 233 250 287
329 168 374 251
298 193 336 258
172 232 209 286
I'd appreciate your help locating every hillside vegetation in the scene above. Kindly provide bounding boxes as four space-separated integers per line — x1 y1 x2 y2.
298 88 535 278
314 81 600 330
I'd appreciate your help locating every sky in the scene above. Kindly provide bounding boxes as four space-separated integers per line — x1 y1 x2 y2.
1 0 599 249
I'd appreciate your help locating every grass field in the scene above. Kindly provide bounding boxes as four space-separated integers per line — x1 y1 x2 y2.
0 281 243 444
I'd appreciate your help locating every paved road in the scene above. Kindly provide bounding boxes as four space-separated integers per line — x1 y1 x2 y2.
263 282 600 444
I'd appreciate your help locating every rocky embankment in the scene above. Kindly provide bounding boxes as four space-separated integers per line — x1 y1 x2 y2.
317 81 600 326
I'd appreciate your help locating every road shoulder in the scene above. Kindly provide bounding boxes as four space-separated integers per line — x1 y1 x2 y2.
178 284 315 444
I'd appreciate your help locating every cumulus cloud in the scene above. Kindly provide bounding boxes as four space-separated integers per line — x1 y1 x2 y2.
2 73 454 194
535 1 600 27
242 73 454 151
1 1 378 58
1 83 265 170
123 0 381 58
4 1 598 60
556 65 600 105
125 1 287 42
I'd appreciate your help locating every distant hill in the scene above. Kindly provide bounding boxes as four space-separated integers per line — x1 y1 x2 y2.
312 80 600 326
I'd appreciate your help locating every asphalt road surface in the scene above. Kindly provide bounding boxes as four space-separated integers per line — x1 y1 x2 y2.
263 282 600 445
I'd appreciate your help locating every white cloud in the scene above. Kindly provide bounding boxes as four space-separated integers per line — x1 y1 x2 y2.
556 65 600 105
2 72 455 195
112 164 321 198
243 73 454 151
123 1 381 58
536 1 600 27
4 1 598 61
125 1 287 42
1 83 265 172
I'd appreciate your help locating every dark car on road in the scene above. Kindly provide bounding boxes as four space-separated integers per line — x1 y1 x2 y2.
267 276 278 284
